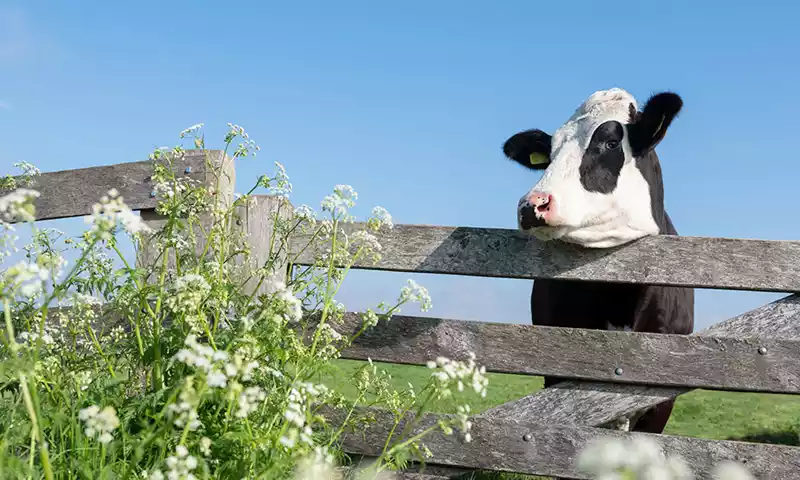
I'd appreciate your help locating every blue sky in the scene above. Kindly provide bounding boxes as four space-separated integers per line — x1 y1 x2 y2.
2 1 800 330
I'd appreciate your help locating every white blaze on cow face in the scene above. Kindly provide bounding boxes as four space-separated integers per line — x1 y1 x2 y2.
502 88 683 249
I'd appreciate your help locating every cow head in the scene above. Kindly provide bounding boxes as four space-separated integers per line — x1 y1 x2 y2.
502 88 682 248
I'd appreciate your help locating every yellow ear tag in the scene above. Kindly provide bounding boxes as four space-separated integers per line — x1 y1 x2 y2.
529 152 548 165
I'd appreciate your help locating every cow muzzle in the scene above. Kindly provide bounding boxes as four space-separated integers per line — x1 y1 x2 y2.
518 192 556 230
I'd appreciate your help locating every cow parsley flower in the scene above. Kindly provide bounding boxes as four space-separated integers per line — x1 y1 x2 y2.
179 123 204 138
368 206 394 231
576 437 694 480
84 188 151 240
78 405 120 444
164 445 199 480
712 460 754 480
0 188 40 225
398 279 432 312
199 437 212 457
1 261 49 299
426 352 488 399
165 274 211 325
236 386 267 418
321 184 358 220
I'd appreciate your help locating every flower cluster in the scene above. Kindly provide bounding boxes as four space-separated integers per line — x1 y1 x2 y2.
165 274 211 330
321 184 358 220
399 279 432 312
426 352 488 399
78 405 120 444
1 261 49 299
84 188 151 241
0 188 40 225
577 436 692 479
148 445 200 480
280 382 329 449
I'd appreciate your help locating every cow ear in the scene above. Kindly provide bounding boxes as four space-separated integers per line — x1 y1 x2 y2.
502 129 552 170
627 92 683 156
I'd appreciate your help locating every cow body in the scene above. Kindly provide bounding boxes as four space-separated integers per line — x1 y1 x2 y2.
501 88 695 433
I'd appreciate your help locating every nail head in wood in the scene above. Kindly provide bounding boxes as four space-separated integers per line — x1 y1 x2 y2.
522 433 532 442
614 367 623 375
758 346 767 355
150 191 156 197
236 219 243 226
184 166 192 174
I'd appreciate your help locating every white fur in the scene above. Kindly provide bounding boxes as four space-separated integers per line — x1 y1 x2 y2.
519 88 660 248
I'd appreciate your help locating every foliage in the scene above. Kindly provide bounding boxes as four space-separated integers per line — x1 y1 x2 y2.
0 124 487 479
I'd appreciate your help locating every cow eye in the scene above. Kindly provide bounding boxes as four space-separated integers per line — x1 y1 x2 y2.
606 140 620 150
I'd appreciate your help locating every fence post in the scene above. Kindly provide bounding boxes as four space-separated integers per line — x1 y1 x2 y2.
232 194 294 297
136 149 235 277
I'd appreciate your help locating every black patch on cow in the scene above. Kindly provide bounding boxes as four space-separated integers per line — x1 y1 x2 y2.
634 150 667 232
502 129 552 170
578 121 626 193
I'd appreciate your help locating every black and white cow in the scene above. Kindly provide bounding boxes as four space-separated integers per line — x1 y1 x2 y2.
501 88 694 433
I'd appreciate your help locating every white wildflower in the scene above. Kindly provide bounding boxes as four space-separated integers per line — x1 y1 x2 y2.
167 401 202 431
712 460 754 480
146 470 165 480
294 451 341 480
368 206 394 231
236 386 267 418
207 369 227 388
1 261 48 299
398 279 432 312
165 274 210 325
427 352 488 399
84 189 151 240
321 184 358 220
78 405 120 444
179 123 204 138
0 188 40 224
294 204 316 224
164 444 199 480
199 437 212 456
361 309 379 328
13 161 41 178
576 436 695 480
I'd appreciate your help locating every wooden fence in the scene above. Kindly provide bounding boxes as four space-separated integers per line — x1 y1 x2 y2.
7 150 800 479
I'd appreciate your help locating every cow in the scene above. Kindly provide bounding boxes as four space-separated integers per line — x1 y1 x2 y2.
500 88 695 434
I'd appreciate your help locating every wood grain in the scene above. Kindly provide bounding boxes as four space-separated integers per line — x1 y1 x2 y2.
328 311 800 394
291 223 800 292
481 294 800 426
323 405 800 479
1 149 219 222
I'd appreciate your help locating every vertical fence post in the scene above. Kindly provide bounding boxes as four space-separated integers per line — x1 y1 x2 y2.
232 194 294 297
136 149 235 277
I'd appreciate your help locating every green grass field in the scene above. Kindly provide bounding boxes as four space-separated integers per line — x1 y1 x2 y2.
318 359 800 478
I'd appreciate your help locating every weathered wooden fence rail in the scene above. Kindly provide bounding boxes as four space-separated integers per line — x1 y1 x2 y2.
7 150 800 479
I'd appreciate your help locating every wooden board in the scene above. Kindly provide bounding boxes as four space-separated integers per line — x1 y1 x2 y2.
481 294 800 426
328 311 800 394
323 405 800 480
1 149 217 222
291 223 800 292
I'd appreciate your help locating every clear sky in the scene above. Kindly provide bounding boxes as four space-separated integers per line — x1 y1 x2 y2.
2 1 800 330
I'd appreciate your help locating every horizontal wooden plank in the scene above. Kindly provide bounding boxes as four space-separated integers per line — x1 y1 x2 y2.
330 311 800 394
481 294 800 426
323 405 800 479
290 224 800 292
0 149 221 222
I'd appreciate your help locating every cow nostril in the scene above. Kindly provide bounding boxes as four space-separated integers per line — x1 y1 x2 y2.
535 198 551 213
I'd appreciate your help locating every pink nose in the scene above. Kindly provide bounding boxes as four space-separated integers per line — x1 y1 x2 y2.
519 192 555 229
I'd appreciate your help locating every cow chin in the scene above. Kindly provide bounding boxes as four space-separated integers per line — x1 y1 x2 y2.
557 222 657 249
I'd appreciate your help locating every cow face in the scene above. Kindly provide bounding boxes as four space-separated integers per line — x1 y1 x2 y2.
502 88 683 248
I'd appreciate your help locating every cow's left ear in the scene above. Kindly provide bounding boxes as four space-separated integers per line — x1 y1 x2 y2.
627 92 683 156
